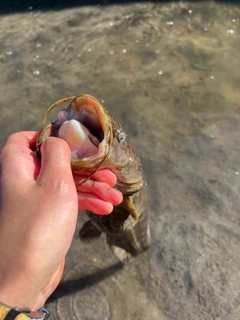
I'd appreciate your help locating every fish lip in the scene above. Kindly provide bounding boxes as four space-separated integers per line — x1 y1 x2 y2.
70 95 107 140
68 94 112 170
37 94 112 170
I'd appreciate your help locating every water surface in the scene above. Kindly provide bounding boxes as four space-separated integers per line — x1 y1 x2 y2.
1 1 240 319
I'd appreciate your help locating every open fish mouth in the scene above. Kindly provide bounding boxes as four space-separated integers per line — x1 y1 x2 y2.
37 94 112 171
57 107 102 159
58 118 100 159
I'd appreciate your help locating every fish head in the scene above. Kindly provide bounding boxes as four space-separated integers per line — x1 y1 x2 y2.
37 94 144 194
37 94 112 172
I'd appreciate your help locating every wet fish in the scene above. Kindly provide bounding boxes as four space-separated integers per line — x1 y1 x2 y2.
37 94 150 262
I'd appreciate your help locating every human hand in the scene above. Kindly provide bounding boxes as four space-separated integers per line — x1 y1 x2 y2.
0 131 122 312
74 169 122 214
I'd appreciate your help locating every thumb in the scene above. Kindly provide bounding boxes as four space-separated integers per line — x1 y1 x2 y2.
37 137 72 185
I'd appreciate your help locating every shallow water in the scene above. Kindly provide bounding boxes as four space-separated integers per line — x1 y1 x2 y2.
1 1 240 319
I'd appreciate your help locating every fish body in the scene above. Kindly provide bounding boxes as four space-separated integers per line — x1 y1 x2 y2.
37 94 150 262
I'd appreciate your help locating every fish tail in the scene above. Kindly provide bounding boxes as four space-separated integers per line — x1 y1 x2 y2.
107 211 151 262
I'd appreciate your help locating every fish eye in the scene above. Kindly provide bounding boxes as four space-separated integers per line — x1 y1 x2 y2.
117 131 126 143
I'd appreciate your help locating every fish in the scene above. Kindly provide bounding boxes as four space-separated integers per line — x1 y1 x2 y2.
37 94 150 262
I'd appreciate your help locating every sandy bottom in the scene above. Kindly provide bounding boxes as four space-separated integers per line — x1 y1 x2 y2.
1 1 240 319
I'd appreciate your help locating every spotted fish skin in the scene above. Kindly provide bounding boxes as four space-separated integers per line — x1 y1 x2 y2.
79 115 150 262
80 185 150 262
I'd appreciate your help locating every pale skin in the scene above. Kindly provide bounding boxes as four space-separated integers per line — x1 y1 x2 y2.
0 131 122 311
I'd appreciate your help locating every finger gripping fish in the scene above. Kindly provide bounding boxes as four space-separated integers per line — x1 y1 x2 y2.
37 94 150 262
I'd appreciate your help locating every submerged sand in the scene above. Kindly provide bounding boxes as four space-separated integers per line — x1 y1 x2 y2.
0 1 240 319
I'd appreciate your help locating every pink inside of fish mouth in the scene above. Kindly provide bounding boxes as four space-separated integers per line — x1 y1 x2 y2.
56 106 104 159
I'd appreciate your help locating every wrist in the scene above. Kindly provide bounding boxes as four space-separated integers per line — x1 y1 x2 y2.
0 259 64 312
0 281 41 311
0 301 49 319
0 264 44 311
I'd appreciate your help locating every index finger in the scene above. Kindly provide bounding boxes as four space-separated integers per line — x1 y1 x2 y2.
3 131 39 151
73 169 117 187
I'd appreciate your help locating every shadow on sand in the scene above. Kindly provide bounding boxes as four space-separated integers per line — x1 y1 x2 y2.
47 261 124 303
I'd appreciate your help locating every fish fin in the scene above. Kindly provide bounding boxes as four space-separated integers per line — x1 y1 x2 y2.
109 243 133 262
124 196 138 221
79 220 102 243
107 189 151 262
